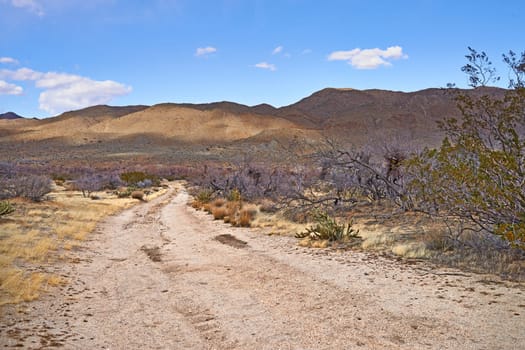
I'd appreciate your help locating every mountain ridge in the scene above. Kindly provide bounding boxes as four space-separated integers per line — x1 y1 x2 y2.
0 87 507 147
0 112 24 120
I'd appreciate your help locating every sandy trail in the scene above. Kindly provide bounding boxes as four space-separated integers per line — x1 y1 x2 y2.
1 184 524 349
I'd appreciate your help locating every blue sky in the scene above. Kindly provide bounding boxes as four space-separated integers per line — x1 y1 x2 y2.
0 0 523 118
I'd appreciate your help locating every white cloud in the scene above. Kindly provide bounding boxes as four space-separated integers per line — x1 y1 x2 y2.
0 80 23 95
0 57 19 65
272 46 283 55
0 67 42 80
254 62 276 71
301 49 312 55
10 0 44 16
39 78 131 114
0 67 132 114
195 46 217 57
328 46 407 69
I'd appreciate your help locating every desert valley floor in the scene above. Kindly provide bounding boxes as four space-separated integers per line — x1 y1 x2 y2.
1 183 523 349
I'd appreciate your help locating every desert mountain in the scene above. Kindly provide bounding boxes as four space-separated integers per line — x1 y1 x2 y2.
0 87 505 147
0 112 24 120
1 105 149 141
87 103 299 142
274 87 507 147
0 103 300 144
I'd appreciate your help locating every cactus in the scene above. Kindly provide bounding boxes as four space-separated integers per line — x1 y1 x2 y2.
0 201 15 217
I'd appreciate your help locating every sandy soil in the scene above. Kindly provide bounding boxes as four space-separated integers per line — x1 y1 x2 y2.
1 183 524 349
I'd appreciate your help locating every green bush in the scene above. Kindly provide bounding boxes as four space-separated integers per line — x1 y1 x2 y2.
120 171 159 187
116 187 135 198
407 48 525 250
228 188 242 202
296 210 359 242
0 201 15 217
195 189 213 203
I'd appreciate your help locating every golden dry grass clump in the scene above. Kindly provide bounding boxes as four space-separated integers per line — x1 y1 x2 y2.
238 205 258 227
131 190 145 201
298 238 330 249
212 206 228 220
195 196 259 228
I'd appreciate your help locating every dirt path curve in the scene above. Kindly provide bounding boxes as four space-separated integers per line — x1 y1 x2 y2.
2 183 524 349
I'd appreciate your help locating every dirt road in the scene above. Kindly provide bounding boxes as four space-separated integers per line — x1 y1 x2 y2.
2 184 524 349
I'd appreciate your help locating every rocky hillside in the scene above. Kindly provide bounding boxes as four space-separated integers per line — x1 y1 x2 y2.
0 87 504 148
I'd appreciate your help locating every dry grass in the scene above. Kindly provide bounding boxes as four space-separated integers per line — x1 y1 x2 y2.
298 238 329 248
195 197 259 228
211 198 225 207
391 242 428 258
0 186 167 306
252 212 308 237
212 206 228 220
238 205 258 228
131 190 145 201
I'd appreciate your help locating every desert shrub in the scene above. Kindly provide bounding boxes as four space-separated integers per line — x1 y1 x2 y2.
195 189 213 204
238 206 258 227
0 201 15 217
203 198 249 223
116 188 132 198
120 171 159 187
226 200 241 216
120 171 147 184
192 161 306 203
136 179 153 188
51 173 70 186
0 162 16 178
407 48 525 250
211 198 226 207
71 173 124 198
228 188 242 202
210 200 242 226
212 206 227 220
74 174 105 198
258 199 279 213
7 175 53 202
313 141 413 211
106 174 125 190
296 210 360 242
130 190 145 201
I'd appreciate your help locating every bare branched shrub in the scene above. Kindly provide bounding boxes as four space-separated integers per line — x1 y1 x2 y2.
74 175 105 198
73 173 124 198
189 140 412 224
304 139 413 213
1 175 52 202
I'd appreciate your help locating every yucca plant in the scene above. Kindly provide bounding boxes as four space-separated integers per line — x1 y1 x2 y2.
0 200 15 217
296 210 359 242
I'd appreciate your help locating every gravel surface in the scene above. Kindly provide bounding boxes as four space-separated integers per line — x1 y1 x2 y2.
2 183 524 349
